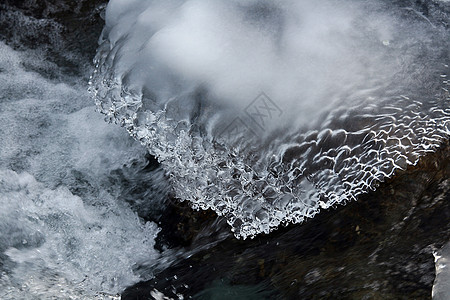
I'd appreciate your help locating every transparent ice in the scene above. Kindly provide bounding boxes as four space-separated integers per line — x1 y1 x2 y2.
90 0 450 239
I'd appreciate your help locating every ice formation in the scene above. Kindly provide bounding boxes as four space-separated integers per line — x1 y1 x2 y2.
90 0 450 238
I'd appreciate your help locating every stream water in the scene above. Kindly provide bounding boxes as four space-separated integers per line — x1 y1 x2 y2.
0 0 449 299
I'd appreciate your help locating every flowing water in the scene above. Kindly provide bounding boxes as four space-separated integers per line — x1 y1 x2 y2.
0 40 169 298
90 0 450 239
0 3 172 297
0 0 449 299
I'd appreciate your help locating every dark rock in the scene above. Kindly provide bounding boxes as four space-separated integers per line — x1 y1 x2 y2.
123 142 449 299
2 1 448 298
0 0 107 79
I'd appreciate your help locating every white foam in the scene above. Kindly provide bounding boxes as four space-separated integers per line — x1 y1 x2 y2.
0 41 165 297
0 170 159 298
433 242 450 299
100 0 404 122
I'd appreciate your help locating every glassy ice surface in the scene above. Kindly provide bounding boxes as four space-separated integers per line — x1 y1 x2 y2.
0 41 165 298
90 0 450 238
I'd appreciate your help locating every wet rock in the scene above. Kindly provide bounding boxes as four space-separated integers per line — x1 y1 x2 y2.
123 142 449 299
2 1 448 298
153 199 222 250
0 0 107 79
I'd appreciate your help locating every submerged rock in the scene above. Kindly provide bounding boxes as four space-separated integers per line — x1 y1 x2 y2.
123 142 449 299
0 0 107 79
2 0 448 298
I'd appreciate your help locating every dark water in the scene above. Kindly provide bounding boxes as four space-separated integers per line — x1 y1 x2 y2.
0 0 449 299
124 144 449 299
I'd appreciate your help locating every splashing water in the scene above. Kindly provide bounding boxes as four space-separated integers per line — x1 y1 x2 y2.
90 0 450 239
433 241 450 300
0 170 159 299
0 40 165 298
